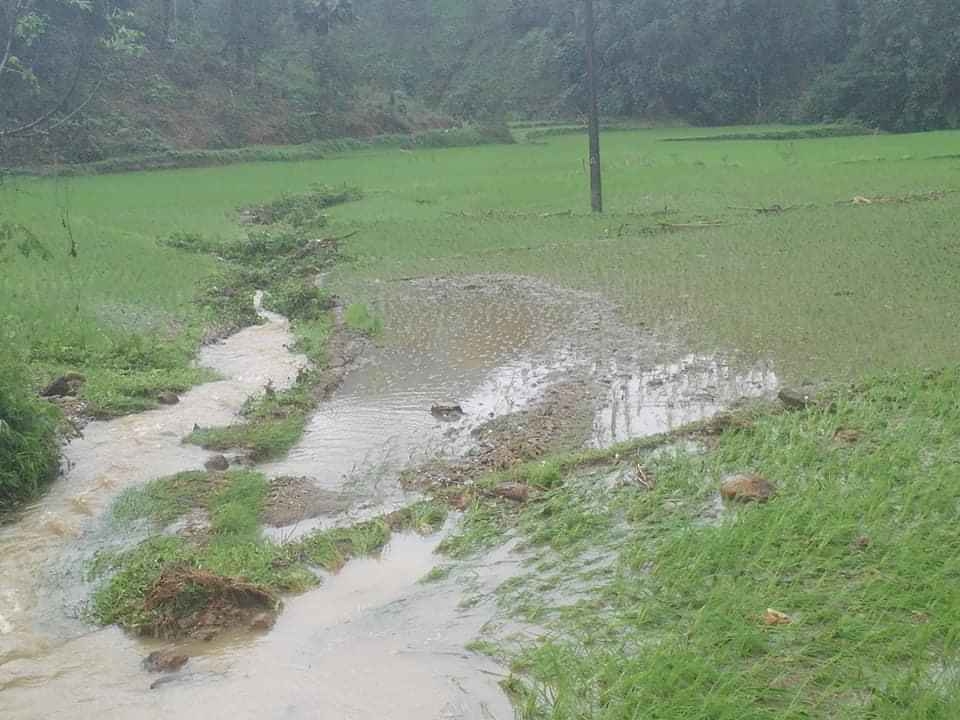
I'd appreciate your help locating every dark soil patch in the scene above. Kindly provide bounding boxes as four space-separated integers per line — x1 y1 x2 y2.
262 476 354 527
143 567 278 640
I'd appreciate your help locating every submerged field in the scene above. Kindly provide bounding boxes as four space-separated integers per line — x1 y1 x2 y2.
3 125 960 398
2 126 960 716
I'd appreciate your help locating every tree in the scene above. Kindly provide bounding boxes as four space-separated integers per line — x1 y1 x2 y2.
0 0 142 139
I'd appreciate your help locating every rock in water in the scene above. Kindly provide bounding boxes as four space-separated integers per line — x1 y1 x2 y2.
40 372 85 398
143 650 189 673
431 403 465 421
720 474 776 503
158 391 180 405
204 455 230 472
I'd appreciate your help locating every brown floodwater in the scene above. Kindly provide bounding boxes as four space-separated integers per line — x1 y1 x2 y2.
0 276 778 719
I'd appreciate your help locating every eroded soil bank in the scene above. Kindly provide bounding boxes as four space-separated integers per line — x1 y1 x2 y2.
0 275 777 719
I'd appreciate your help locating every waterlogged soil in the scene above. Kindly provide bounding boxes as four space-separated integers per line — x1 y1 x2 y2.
0 274 778 719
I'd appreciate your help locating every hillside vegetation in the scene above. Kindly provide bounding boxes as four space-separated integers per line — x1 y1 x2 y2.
2 1 960 167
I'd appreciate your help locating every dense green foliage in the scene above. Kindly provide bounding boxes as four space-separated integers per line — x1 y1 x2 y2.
3 0 960 167
0 348 59 510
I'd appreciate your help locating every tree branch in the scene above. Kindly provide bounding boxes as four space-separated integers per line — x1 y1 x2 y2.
0 1 21 80
0 61 84 138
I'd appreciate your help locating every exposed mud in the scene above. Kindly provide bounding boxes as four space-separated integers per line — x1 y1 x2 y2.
262 476 354 527
0 273 779 719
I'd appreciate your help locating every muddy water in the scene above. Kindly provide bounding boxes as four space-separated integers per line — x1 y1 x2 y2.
0 305 305 661
592 354 779 446
0 530 517 719
261 277 595 529
0 275 778 719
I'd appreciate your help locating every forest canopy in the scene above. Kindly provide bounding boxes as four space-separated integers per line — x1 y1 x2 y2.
2 0 959 164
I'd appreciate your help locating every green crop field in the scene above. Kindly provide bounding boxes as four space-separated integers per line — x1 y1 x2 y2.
4 126 960 398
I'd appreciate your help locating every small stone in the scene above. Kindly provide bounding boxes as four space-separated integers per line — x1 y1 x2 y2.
431 403 465 421
778 388 813 410
143 650 189 673
158 392 180 405
492 482 530 503
40 372 85 398
204 455 230 472
720 474 776 503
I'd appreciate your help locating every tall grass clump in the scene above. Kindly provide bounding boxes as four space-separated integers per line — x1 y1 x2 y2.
0 350 59 511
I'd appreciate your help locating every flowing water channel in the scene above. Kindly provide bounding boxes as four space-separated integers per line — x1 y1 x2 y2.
0 276 778 719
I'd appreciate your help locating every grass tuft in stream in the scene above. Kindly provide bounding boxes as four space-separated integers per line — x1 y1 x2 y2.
94 472 449 637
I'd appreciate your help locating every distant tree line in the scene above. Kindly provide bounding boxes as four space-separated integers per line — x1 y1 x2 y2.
348 0 960 132
1 0 958 162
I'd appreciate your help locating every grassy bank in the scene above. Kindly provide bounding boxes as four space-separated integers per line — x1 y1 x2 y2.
442 367 960 718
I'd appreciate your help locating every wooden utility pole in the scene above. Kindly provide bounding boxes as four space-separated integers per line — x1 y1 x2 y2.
584 0 603 213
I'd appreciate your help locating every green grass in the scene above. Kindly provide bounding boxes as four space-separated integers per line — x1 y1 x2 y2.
343 302 383 336
458 368 960 719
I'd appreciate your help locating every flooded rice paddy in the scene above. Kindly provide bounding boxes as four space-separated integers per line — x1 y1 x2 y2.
0 276 777 718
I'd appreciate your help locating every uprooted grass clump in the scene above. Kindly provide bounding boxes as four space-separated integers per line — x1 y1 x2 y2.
93 468 448 637
243 184 362 230
446 367 960 719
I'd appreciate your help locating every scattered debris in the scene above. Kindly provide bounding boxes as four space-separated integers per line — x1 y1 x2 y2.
431 403 465 421
841 190 949 206
158 392 180 406
40 372 85 398
143 650 189 673
762 609 793 626
204 455 230 472
833 428 861 446
720 474 777 503
728 203 814 215
657 220 728 230
634 464 656 490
